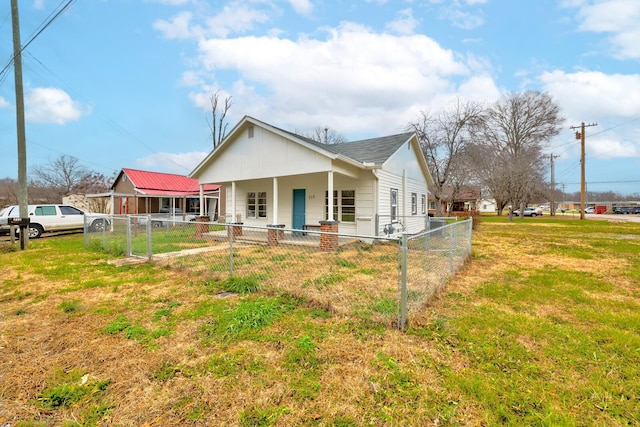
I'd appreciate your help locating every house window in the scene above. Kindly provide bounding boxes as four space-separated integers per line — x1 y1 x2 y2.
161 198 170 210
247 192 267 219
421 194 426 215
341 190 355 222
248 126 254 138
325 190 355 222
411 193 417 215
390 189 398 223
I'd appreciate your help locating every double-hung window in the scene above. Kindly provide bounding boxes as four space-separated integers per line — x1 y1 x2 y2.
390 189 398 222
421 194 426 215
247 192 267 219
411 193 417 215
325 190 356 222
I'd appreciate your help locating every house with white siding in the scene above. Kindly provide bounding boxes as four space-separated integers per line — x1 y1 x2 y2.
189 116 434 236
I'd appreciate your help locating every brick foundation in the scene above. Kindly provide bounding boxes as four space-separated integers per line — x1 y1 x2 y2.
227 223 243 239
195 217 209 237
266 224 284 246
319 220 339 252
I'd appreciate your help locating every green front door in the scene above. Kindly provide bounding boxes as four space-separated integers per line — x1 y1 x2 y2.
292 189 306 231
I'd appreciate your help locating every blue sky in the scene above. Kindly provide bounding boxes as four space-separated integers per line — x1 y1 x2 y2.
0 0 639 196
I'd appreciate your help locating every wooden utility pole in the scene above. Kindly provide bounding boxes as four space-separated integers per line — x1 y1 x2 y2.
11 0 29 249
570 122 597 220
548 153 559 216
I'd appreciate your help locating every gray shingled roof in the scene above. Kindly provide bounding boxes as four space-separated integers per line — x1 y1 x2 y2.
322 133 414 165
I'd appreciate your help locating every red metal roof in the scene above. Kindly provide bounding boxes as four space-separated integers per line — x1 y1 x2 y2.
119 168 220 196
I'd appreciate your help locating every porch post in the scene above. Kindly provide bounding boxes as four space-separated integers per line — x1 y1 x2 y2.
199 184 205 216
327 171 334 221
231 181 236 222
272 177 278 225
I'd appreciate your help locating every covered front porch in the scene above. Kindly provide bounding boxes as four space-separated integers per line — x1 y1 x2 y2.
197 168 374 236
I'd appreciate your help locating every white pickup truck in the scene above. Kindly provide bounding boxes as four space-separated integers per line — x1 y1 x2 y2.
0 204 109 238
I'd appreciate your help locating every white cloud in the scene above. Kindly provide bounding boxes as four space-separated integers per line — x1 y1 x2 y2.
385 8 419 35
439 3 484 30
188 22 492 135
287 0 313 15
540 70 640 159
0 96 10 109
573 0 640 59
156 3 271 40
25 88 92 125
136 151 208 174
540 70 640 119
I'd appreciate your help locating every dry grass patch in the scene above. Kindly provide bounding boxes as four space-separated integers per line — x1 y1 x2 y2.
1 219 639 426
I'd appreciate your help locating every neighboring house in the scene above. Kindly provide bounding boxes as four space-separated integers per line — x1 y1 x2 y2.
106 168 223 220
436 186 481 214
189 116 434 236
478 198 498 213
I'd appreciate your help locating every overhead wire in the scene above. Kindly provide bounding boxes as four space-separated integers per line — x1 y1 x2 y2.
1 0 194 175
0 0 75 85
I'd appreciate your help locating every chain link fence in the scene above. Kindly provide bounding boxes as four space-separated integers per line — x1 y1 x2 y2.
85 215 472 328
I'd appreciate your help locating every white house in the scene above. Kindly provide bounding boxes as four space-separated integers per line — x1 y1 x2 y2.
189 116 434 236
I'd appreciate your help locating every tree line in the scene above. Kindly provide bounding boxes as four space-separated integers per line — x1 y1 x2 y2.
2 90 636 214
0 155 113 208
408 90 565 217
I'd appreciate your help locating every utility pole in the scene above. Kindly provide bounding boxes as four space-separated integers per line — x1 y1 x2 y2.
570 122 597 220
11 0 29 249
548 153 559 216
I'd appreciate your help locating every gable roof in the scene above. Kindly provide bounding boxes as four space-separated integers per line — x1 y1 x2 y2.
114 168 220 196
190 116 433 186
254 118 412 166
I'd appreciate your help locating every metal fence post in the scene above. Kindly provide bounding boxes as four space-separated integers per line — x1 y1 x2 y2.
399 232 408 330
102 217 107 247
146 216 152 261
83 215 88 247
449 222 455 275
126 216 132 257
228 224 234 276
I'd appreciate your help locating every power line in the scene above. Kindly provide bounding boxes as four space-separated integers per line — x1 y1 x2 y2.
0 0 75 85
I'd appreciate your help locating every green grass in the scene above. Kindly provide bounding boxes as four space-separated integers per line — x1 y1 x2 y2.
2 218 640 425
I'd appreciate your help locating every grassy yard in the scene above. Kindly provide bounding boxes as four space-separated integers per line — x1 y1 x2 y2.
0 216 638 426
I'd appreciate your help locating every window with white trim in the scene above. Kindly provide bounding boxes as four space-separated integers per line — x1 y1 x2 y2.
411 193 417 215
247 192 267 219
390 189 398 222
421 194 426 215
325 190 356 222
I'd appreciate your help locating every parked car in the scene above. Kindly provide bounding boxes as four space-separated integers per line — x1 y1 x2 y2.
613 206 634 214
513 207 542 217
0 204 109 238
138 207 198 227
584 206 595 214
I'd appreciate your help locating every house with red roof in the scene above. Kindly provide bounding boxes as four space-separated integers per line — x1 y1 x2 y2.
110 168 223 219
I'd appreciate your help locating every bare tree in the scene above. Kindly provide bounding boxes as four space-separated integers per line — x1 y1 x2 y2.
475 91 564 218
0 177 18 206
31 155 90 202
407 98 484 216
308 126 348 144
208 90 233 148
